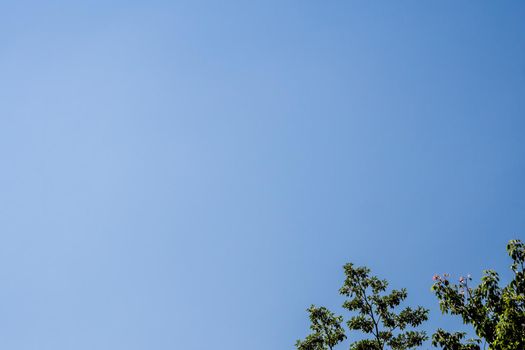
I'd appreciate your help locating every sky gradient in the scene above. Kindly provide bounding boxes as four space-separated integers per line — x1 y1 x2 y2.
1 1 524 349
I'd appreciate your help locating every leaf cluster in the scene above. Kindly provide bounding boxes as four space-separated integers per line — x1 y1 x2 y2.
431 239 525 350
340 264 428 350
295 306 346 350
296 263 428 350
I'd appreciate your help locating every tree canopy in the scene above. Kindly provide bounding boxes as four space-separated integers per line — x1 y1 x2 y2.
296 264 428 350
296 239 525 350
431 239 525 350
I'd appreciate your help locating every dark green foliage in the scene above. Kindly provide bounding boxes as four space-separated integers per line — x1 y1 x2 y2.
296 263 428 350
340 264 429 350
297 239 524 350
431 239 525 350
295 306 346 350
431 329 481 350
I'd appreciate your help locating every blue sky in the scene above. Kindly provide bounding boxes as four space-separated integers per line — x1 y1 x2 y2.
1 1 524 349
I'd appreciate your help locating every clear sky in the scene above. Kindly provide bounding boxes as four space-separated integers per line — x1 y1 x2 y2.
1 1 524 349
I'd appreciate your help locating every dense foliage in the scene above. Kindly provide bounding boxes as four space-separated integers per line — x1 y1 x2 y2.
296 239 524 350
296 264 428 350
295 306 346 350
431 239 525 350
340 264 429 350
